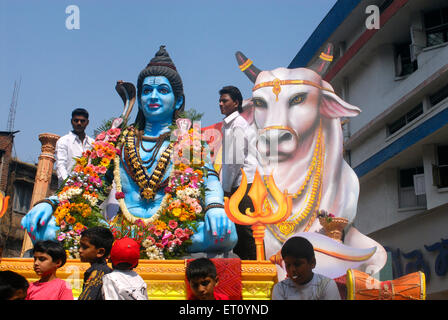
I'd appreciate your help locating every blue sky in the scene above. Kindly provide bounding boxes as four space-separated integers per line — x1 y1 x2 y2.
0 0 337 163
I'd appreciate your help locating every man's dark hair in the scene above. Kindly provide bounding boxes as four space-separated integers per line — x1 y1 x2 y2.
32 240 67 267
81 226 114 257
186 258 217 281
0 271 29 300
72 108 89 119
281 236 315 262
219 86 243 113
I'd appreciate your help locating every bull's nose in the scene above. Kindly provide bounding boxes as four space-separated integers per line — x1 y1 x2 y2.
257 129 298 161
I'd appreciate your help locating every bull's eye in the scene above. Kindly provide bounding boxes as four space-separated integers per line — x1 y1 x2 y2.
289 93 308 106
252 98 267 109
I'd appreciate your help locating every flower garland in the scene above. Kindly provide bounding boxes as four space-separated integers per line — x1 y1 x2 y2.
111 118 210 259
54 118 125 258
113 150 161 225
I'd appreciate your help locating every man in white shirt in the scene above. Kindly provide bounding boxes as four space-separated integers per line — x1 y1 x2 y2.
219 86 259 260
55 108 94 186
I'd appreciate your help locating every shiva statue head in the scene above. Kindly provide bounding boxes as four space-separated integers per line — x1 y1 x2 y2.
135 45 185 130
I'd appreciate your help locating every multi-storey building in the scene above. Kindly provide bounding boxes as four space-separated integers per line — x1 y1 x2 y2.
290 0 448 299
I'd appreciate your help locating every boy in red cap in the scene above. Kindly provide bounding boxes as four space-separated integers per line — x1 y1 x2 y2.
102 237 148 300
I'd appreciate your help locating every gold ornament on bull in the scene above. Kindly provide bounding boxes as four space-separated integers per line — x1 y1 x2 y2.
236 43 335 102
224 168 292 261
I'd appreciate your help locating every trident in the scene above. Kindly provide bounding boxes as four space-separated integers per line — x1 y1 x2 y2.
224 169 292 261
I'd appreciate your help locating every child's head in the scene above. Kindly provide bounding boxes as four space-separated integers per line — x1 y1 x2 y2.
79 226 114 263
32 240 67 278
110 237 140 270
0 271 29 300
186 258 218 300
281 236 316 285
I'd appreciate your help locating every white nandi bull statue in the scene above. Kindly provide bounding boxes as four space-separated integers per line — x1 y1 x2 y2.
235 44 387 281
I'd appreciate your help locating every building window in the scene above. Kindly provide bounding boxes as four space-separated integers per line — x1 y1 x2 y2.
12 182 33 214
387 103 423 135
424 7 448 47
399 166 427 208
395 43 418 77
433 145 448 188
429 83 448 107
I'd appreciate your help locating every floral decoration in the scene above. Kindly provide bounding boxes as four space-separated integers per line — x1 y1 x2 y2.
317 209 335 223
54 112 210 260
110 117 209 259
54 118 125 257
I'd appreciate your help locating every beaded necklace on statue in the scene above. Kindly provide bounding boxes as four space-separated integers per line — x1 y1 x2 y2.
122 126 173 200
266 120 325 242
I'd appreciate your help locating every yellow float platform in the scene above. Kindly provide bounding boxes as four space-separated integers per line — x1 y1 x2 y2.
0 258 277 300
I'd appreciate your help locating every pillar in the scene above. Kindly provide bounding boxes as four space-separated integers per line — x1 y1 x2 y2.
20 133 60 256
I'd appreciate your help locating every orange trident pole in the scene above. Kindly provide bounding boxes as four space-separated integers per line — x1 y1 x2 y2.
224 169 292 261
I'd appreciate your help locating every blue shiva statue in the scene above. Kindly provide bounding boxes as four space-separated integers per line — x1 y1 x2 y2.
21 46 237 256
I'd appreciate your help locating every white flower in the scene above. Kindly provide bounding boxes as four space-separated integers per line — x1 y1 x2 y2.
142 239 153 248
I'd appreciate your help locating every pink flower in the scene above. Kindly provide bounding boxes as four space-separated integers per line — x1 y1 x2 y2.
57 234 66 241
96 166 107 174
174 228 184 238
95 132 106 141
168 220 178 230
162 231 173 243
96 149 105 158
112 118 123 128
107 128 121 138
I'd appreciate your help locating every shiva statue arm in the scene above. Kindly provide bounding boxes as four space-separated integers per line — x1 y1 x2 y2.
187 161 237 253
21 196 60 243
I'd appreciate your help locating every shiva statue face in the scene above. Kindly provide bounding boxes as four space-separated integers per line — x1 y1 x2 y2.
139 76 182 123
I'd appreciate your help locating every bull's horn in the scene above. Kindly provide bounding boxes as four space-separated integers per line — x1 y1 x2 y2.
309 43 334 76
235 51 261 83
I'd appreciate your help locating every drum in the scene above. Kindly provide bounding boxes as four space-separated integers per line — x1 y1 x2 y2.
346 269 426 300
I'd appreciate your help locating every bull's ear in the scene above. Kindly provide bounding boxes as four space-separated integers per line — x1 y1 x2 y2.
320 81 361 118
240 99 255 125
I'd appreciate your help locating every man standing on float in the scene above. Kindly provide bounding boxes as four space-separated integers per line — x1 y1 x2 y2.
219 86 259 260
55 108 94 186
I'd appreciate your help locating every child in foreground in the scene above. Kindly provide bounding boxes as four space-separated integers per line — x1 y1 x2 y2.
186 258 229 300
271 236 341 300
0 270 29 300
78 226 114 300
26 240 73 300
102 237 148 300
